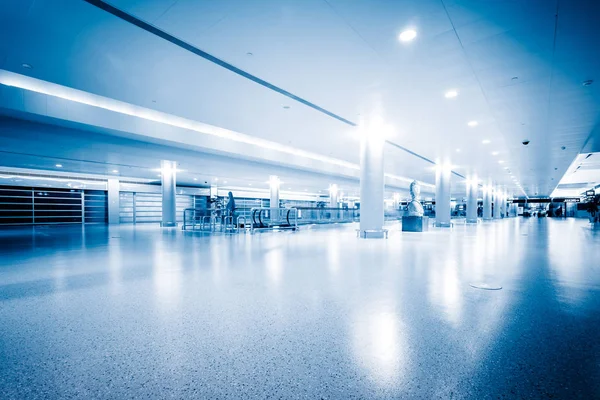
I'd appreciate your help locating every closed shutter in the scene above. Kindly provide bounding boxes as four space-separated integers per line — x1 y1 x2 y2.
119 191 194 223
0 186 108 226
176 195 194 222
119 192 135 223
84 190 108 224
134 193 162 223
0 186 34 225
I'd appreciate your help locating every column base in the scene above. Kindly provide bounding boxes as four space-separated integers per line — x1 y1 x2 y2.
435 222 452 228
160 222 178 227
466 218 478 224
356 229 388 239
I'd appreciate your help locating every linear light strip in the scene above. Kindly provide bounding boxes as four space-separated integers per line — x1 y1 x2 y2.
0 70 433 188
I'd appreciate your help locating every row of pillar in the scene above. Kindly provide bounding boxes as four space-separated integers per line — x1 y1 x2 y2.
109 150 512 234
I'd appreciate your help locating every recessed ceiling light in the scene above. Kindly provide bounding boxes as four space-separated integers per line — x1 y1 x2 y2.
214 178 218 181
249 183 252 186
456 148 461 152
112 169 118 173
288 187 292 190
398 29 417 42
55 164 62 168
193 178 197 181
444 90 458 99
22 63 32 69
482 140 491 144
491 151 499 156
467 120 478 127
246 52 253 56
498 160 504 164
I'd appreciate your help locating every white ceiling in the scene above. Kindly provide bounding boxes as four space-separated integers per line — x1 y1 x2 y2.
0 0 599 196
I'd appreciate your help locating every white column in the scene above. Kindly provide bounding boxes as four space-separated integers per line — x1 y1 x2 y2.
359 132 385 237
161 160 177 227
483 185 492 220
107 178 120 224
466 177 478 223
435 163 452 227
392 193 400 211
269 175 280 208
501 190 507 218
492 186 501 219
329 184 338 208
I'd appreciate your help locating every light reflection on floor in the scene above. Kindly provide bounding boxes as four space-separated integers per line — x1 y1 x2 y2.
0 218 599 398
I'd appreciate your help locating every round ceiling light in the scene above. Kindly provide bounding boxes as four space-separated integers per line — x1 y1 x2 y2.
55 164 63 168
398 29 417 42
467 120 478 127
444 90 458 99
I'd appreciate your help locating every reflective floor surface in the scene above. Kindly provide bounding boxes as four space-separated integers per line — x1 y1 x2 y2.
1 218 600 399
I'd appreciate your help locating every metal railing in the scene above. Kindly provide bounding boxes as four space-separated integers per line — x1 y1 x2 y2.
295 207 359 225
250 207 298 233
182 208 241 233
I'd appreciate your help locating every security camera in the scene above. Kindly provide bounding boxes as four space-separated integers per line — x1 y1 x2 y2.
522 140 530 146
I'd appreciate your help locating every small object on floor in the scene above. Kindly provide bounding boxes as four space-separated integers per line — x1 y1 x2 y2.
469 283 502 290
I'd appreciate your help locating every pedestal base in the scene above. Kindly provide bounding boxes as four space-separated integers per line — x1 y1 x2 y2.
356 229 389 239
160 222 178 227
402 216 429 232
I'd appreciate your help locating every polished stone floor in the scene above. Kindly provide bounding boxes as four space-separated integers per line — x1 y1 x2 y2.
1 218 599 399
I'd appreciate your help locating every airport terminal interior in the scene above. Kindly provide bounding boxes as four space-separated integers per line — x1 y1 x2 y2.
1 0 599 398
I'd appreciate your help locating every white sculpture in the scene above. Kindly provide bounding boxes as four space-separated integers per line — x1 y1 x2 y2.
407 180 424 217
